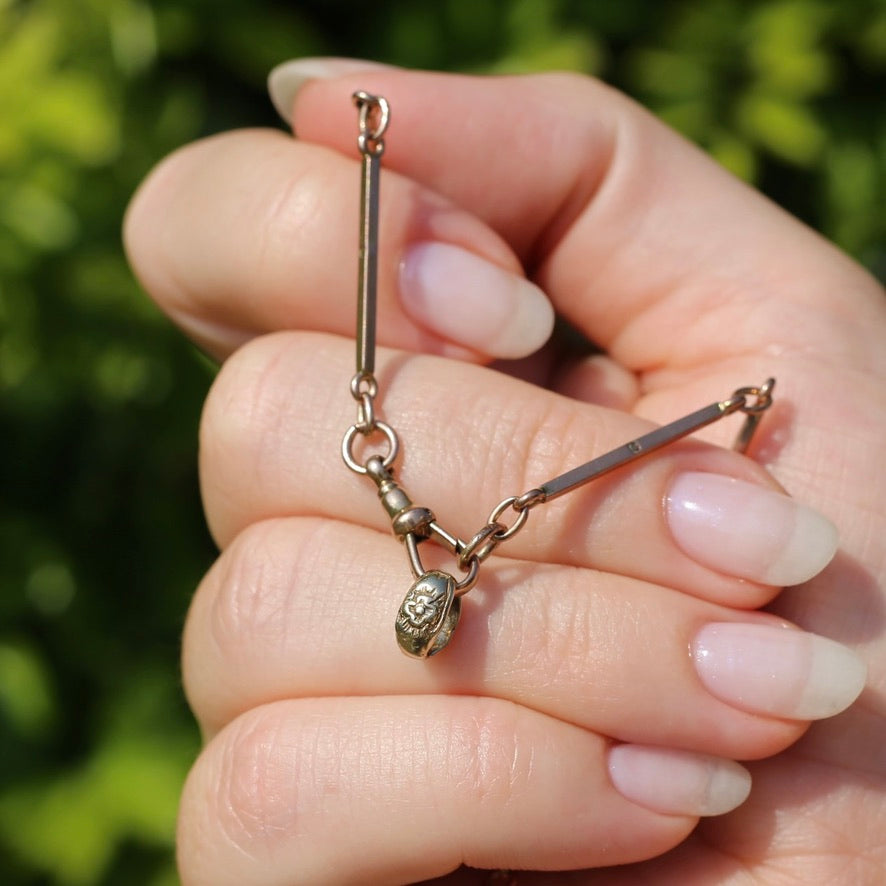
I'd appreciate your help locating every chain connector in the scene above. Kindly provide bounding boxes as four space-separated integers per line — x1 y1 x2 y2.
730 378 775 453
736 377 775 414
488 496 531 542
457 522 507 570
353 91 390 157
514 488 546 511
341 421 399 474
350 371 378 401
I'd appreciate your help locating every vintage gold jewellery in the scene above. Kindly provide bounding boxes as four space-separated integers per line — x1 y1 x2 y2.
341 92 775 659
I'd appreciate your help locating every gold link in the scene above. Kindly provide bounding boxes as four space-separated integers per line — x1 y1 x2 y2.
341 421 400 474
736 377 775 414
354 91 390 157
731 378 775 453
357 390 376 432
487 496 531 542
514 488 546 512
350 371 378 401
454 557 480 595
458 522 508 571
404 533 426 580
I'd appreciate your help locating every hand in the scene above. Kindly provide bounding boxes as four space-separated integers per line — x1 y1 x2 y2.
125 62 884 884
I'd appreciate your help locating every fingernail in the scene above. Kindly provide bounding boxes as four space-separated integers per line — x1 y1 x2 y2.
268 57 394 124
608 745 751 817
666 472 838 586
693 622 866 720
399 242 555 358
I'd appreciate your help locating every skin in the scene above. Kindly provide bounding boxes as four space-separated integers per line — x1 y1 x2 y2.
125 70 886 884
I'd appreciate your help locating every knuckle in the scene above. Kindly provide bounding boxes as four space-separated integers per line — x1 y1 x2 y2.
183 517 346 733
444 698 531 812
200 333 289 466
510 570 597 689
256 153 333 276
208 520 292 656
214 708 294 852
178 705 301 883
198 333 338 543
208 518 339 659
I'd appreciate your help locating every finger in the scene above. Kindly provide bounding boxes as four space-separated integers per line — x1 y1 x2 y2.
183 515 866 761
177 694 733 885
283 63 886 375
124 129 554 362
200 331 839 604
550 352 640 411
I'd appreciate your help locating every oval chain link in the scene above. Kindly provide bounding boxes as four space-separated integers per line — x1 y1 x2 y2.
349 371 379 434
734 378 775 414
357 391 376 432
354 91 390 157
457 522 507 571
455 488 546 571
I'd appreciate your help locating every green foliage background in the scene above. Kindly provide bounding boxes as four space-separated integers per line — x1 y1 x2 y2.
0 0 883 883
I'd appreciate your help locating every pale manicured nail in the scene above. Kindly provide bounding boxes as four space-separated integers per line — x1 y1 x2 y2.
693 622 866 720
400 242 555 358
666 472 838 586
268 57 394 124
608 745 751 817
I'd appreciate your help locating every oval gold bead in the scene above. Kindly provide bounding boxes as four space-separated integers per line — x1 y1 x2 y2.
395 570 460 659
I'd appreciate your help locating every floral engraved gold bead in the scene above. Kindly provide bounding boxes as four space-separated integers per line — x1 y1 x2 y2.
395 571 460 659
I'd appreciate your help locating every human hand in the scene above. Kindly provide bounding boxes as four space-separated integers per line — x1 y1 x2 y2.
125 62 884 884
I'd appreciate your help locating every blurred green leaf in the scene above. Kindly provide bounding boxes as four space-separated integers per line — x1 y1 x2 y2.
26 560 77 616
2 182 79 249
737 91 827 165
858 8 886 65
30 72 120 164
109 0 158 76
710 131 759 182
486 0 603 74
629 49 712 100
0 639 56 738
0 675 195 884
745 0 835 97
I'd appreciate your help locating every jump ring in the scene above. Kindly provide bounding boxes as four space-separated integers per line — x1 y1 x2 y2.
357 133 385 157
487 496 530 542
357 390 376 431
341 421 399 474
458 522 507 570
454 557 480 595
514 487 546 512
354 91 390 141
350 372 378 401
733 379 774 414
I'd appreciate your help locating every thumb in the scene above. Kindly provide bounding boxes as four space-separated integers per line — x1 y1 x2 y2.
281 60 885 381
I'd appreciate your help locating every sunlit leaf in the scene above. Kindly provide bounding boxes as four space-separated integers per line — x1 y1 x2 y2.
110 0 158 76
0 640 55 737
629 49 712 99
736 92 827 165
1 183 79 249
30 73 120 164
